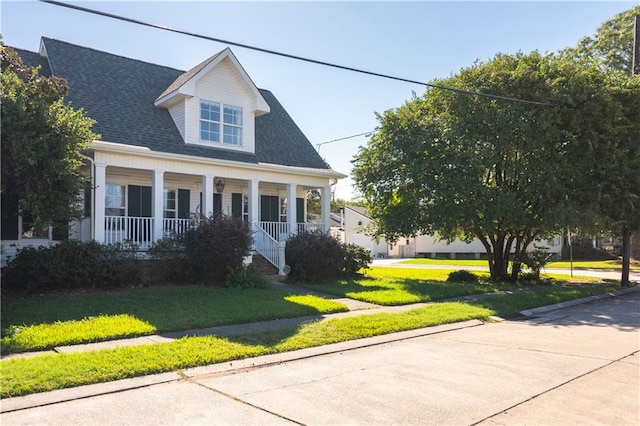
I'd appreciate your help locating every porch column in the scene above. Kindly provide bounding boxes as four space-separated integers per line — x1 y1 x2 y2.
152 169 164 241
248 179 259 224
202 175 214 218
287 183 297 235
94 163 106 243
321 185 331 233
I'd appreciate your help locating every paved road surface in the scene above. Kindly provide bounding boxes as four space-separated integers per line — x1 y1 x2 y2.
2 291 638 425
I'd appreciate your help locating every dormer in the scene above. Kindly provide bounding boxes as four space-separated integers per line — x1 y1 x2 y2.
155 48 270 154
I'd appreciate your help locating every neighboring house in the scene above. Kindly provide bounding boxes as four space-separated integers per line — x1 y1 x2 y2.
1 38 345 272
341 206 562 260
415 234 563 259
339 206 414 258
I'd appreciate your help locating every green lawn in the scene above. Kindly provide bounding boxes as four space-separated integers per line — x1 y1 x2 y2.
401 258 639 270
546 260 640 270
299 267 601 305
1 303 493 398
469 284 619 316
1 287 348 353
0 266 622 398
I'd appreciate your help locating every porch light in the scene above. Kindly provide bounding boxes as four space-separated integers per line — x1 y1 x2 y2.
215 178 225 193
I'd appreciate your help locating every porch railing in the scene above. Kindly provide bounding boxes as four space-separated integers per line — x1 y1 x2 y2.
162 218 192 236
103 217 326 265
104 216 153 248
258 222 326 241
297 223 325 234
258 222 290 241
253 223 284 274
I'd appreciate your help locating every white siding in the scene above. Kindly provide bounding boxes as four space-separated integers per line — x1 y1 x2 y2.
414 234 563 256
167 99 186 141
186 57 256 153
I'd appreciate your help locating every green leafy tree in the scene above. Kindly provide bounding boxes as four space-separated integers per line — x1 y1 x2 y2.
565 5 640 75
353 51 615 281
1 45 98 229
306 189 321 217
564 6 640 285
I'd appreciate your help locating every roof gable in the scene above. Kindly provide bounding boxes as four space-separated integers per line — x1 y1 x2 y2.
29 37 331 170
155 48 269 115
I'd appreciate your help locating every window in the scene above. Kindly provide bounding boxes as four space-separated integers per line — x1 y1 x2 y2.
105 185 125 216
200 100 242 145
243 195 249 223
200 101 220 142
163 189 176 218
280 197 287 223
20 213 50 239
223 105 242 145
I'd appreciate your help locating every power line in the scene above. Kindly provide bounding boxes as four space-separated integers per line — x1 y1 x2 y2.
40 0 554 107
316 131 373 152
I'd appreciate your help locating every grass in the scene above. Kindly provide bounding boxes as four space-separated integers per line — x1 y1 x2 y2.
0 266 622 398
469 284 620 316
1 315 156 353
1 287 349 353
299 267 600 305
0 303 492 398
546 260 640 270
401 258 640 270
401 258 490 266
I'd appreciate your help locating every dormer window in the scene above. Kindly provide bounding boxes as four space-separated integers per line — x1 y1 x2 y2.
200 100 243 146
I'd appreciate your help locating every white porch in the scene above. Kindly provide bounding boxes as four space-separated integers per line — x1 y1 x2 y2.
88 163 334 274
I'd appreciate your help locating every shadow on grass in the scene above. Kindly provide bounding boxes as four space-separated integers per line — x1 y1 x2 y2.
0 286 348 340
300 275 501 305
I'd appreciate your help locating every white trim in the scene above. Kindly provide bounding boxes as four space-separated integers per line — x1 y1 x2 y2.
89 140 346 179
155 48 270 115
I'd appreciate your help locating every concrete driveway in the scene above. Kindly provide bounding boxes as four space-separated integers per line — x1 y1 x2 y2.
2 293 638 425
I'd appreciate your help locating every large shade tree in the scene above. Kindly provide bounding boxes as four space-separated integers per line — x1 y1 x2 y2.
1 45 97 231
565 6 640 286
352 51 618 281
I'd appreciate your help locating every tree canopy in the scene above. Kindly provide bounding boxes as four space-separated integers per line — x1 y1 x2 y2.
352 50 625 281
1 45 98 229
566 5 640 75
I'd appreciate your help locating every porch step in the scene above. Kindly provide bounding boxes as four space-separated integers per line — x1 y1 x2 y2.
251 253 279 276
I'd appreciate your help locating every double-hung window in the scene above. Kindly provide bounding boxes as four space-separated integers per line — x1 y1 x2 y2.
200 100 243 146
105 185 126 216
163 189 177 218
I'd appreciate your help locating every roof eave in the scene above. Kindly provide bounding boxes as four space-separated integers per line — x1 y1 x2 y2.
89 140 346 180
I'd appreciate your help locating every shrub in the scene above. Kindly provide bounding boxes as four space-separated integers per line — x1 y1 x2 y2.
2 240 140 294
224 264 269 289
343 244 372 276
147 235 187 285
522 247 552 279
181 215 253 286
446 269 478 283
285 231 345 283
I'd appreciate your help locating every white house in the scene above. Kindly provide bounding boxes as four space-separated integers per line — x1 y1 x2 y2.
340 207 562 260
1 38 345 272
338 206 415 258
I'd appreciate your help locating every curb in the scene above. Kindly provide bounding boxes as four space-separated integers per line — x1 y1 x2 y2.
519 285 640 317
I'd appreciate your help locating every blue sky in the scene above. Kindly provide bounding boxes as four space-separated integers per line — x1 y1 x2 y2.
2 1 636 199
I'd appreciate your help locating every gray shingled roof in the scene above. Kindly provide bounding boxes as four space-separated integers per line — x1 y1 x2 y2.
13 47 51 77
157 50 224 100
20 38 330 170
